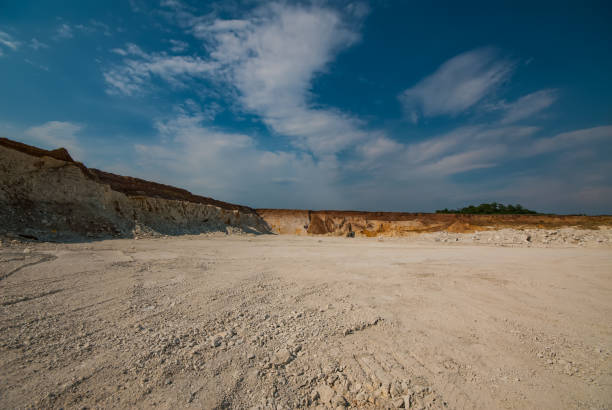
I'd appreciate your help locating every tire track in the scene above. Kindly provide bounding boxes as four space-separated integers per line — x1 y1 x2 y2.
0 253 57 282
1 288 64 306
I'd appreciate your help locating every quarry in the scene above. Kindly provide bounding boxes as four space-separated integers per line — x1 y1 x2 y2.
1 139 611 409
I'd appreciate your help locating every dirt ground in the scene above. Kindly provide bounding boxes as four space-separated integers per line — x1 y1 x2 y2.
1 234 611 409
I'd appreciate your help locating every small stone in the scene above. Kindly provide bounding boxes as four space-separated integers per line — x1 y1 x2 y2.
355 391 367 402
331 394 347 407
211 336 223 347
23 248 31 254
316 385 336 404
272 349 293 366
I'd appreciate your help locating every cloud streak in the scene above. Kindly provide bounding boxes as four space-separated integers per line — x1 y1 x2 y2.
0 30 20 56
104 43 218 95
500 89 557 124
400 47 514 122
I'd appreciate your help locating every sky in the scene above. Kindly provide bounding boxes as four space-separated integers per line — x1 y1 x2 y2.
1 1 611 214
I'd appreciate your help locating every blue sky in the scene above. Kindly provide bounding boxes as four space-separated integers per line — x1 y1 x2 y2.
1 1 611 213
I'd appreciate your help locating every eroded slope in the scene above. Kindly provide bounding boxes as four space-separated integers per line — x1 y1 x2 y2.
0 138 269 241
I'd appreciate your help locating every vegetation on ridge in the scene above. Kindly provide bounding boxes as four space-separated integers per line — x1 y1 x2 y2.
435 203 538 215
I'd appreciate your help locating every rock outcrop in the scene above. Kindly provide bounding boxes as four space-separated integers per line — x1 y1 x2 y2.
0 138 270 241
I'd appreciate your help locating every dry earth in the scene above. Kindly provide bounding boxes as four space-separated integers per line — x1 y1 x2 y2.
1 234 611 409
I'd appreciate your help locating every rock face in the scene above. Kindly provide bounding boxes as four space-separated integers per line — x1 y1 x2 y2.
257 209 612 237
0 138 270 241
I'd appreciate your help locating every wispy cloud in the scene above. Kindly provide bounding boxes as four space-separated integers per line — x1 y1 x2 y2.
400 47 515 123
104 47 219 95
168 39 188 53
24 58 49 71
80 20 113 36
131 105 344 208
55 23 73 39
499 89 557 124
29 38 49 50
23 121 84 159
0 30 20 55
528 125 612 156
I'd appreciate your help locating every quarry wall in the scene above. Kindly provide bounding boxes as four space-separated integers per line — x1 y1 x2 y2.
256 209 612 237
0 139 269 241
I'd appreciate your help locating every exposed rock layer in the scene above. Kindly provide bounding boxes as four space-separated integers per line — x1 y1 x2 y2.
256 209 612 237
0 138 269 241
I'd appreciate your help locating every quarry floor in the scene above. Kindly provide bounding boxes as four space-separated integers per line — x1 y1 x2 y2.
1 234 611 409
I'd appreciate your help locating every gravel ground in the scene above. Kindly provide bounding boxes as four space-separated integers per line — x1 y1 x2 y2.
1 233 611 409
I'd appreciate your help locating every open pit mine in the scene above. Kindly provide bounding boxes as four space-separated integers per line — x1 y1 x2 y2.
1 138 612 410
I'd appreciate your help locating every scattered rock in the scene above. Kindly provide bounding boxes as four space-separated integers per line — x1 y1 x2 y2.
272 349 294 367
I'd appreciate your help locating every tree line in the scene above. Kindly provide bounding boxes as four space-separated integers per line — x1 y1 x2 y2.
435 203 538 214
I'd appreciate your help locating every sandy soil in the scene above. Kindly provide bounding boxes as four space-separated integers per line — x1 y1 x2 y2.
1 234 611 409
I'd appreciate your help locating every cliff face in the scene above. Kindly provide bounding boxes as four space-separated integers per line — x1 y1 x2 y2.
256 209 612 237
0 139 269 241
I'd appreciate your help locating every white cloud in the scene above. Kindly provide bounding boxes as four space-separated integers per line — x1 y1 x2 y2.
198 4 365 156
106 3 368 156
29 38 49 50
528 126 612 156
357 136 402 161
130 107 345 208
104 50 219 95
169 39 188 52
0 30 20 55
500 89 557 124
23 121 84 160
55 24 73 39
400 47 514 122
415 145 504 175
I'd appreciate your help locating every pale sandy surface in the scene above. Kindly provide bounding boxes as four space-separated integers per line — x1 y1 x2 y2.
1 234 611 409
